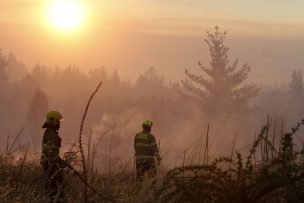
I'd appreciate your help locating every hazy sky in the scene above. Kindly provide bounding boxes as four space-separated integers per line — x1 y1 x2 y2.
1 0 304 83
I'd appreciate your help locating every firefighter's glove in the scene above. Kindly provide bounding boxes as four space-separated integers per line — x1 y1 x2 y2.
57 157 67 168
40 155 48 167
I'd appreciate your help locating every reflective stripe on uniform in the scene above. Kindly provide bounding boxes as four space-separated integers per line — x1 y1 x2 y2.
136 133 148 140
136 155 154 159
43 143 58 150
135 143 151 147
135 132 160 160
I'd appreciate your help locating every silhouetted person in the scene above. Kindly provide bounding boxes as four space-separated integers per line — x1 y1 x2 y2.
134 120 161 181
40 111 65 201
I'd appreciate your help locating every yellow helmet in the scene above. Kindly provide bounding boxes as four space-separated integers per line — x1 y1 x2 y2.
142 120 153 127
46 111 63 125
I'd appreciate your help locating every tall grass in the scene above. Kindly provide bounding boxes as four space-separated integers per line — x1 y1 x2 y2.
1 119 304 202
78 81 103 202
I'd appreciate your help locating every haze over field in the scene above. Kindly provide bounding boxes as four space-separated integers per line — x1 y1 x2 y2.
2 2 304 202
0 0 304 83
1 0 304 171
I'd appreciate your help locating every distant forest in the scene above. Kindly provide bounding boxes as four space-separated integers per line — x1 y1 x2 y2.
1 27 304 170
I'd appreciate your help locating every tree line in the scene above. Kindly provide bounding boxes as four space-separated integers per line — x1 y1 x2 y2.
0 27 304 169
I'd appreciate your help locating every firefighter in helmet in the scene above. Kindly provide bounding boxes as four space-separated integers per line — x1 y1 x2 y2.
134 120 161 181
40 111 64 198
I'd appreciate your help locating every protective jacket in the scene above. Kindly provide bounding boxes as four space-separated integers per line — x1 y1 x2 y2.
134 132 160 160
41 123 61 164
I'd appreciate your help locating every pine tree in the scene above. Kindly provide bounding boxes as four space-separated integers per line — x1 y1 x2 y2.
289 70 303 98
182 27 259 118
0 49 8 82
27 87 48 149
89 66 108 85
108 69 122 95
0 49 9 105
0 49 8 87
32 64 50 81
135 67 166 97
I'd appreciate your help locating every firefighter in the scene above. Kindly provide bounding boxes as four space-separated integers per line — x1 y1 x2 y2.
134 120 161 181
40 111 65 199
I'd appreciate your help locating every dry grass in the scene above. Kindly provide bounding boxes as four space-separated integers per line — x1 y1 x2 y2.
1 119 304 202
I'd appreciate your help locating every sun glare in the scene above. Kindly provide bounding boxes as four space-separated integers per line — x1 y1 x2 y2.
48 0 85 32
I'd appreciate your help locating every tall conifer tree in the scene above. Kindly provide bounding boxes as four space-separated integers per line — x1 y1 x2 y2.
182 27 259 118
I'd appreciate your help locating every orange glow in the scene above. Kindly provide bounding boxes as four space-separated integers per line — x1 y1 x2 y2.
47 0 85 32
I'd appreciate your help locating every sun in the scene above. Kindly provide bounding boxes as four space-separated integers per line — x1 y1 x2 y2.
48 0 85 32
